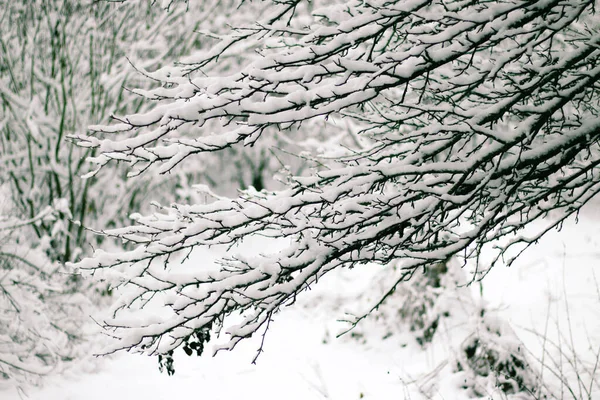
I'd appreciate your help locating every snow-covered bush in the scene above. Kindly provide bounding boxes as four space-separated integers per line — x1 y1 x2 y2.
395 262 452 346
0 0 201 264
316 258 539 397
342 260 460 347
0 191 90 385
72 0 600 369
453 314 537 397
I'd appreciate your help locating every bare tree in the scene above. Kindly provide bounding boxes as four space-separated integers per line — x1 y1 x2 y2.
73 0 600 361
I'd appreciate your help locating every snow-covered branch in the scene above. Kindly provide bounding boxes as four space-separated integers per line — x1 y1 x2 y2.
73 0 600 358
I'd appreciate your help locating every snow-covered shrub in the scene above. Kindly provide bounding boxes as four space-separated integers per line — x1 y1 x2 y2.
0 0 289 265
453 313 537 397
335 258 539 397
0 196 91 385
0 0 198 265
373 260 537 396
340 260 467 348
395 262 452 346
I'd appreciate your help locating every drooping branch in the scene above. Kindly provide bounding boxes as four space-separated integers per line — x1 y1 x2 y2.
73 0 600 358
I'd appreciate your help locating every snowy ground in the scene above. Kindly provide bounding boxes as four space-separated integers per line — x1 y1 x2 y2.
4 204 600 400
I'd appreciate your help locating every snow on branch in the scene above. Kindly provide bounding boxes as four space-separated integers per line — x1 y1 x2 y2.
73 0 600 358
